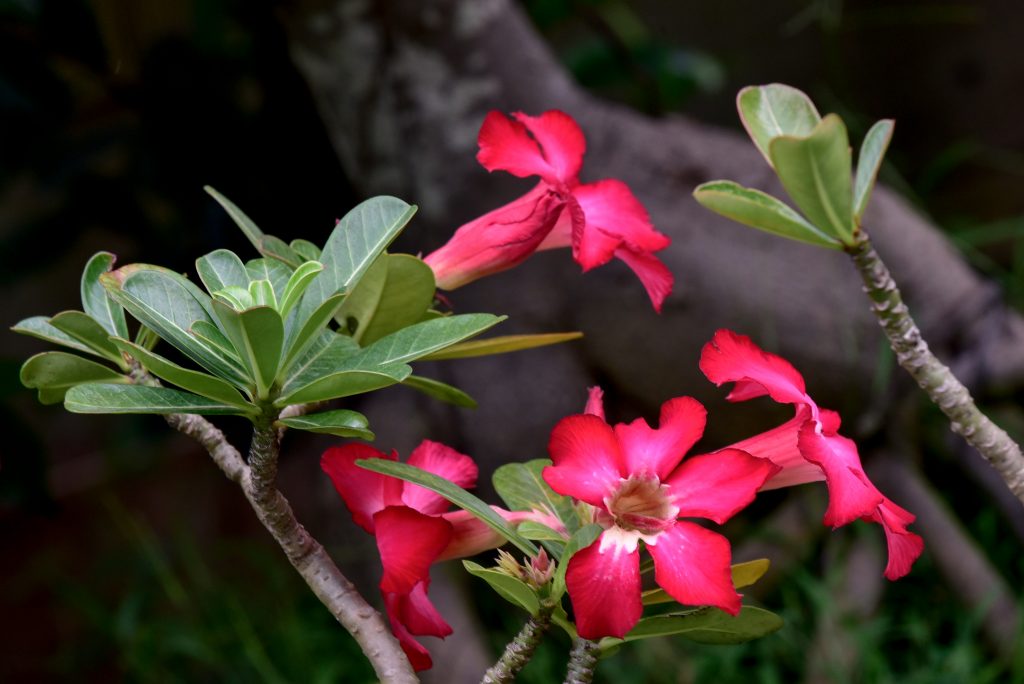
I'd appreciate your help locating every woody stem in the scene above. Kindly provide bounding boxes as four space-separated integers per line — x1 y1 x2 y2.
480 604 554 684
562 637 600 684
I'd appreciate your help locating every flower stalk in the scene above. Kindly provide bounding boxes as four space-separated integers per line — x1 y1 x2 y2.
563 637 600 684
847 229 1024 504
480 604 555 684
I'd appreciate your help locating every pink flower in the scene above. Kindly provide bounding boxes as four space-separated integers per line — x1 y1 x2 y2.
321 440 541 671
542 392 778 639
700 329 924 580
424 110 674 311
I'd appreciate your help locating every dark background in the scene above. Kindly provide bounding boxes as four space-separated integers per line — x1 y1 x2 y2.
3 0 1023 681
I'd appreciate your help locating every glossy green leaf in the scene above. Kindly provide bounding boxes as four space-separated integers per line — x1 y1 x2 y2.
349 313 503 368
401 375 477 408
642 559 771 606
245 258 292 301
212 301 283 398
359 255 436 344
297 196 417 324
280 293 346 372
335 255 387 336
769 114 855 244
516 521 568 543
102 265 248 385
693 181 841 249
853 119 894 221
357 458 539 557
81 252 128 338
248 279 277 308
463 561 540 615
551 523 602 600
276 409 374 439
204 186 265 250
421 332 583 361
618 606 783 644
279 261 324 317
260 235 302 268
290 239 321 261
276 364 411 406
110 338 254 410
737 83 821 166
12 316 101 357
196 249 249 293
213 286 253 310
493 459 579 534
20 352 127 404
65 383 248 415
189 320 240 360
49 311 125 365
279 330 360 393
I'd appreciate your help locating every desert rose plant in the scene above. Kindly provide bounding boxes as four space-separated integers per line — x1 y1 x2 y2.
27 88 1013 682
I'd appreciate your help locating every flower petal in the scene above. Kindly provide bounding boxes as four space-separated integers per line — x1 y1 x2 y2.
614 247 674 313
402 440 478 515
666 449 779 524
424 185 567 290
512 111 586 184
383 589 446 672
615 396 707 480
699 329 811 407
727 409 827 490
476 111 557 181
565 534 642 639
647 521 741 615
544 414 624 507
321 444 402 534
584 385 605 419
436 507 535 561
374 506 453 594
573 180 670 267
797 422 884 527
867 497 924 580
393 581 453 638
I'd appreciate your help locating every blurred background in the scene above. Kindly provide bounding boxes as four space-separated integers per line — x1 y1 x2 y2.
3 0 1024 681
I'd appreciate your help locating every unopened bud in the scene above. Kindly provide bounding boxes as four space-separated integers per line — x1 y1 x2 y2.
524 547 555 588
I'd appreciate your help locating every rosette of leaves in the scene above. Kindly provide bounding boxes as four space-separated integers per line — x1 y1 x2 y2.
14 190 580 440
693 83 893 249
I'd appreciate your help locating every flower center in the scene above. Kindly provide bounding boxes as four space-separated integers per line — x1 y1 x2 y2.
603 474 679 535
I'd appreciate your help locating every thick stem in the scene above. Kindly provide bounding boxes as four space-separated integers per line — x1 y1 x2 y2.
847 230 1024 504
480 605 554 684
562 638 600 684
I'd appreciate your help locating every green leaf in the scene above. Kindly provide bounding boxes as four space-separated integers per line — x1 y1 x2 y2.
290 239 321 261
65 383 249 415
357 255 436 345
110 338 255 410
463 561 540 615
619 606 783 645
769 114 855 244
248 279 278 308
245 258 292 301
196 249 249 293
20 352 127 404
401 375 477 408
81 252 128 338
737 83 821 167
204 186 265 250
189 320 241 360
516 521 568 543
279 261 324 317
280 293 346 373
102 265 249 385
12 316 101 357
551 524 602 599
298 197 417 323
276 409 374 439
213 286 253 310
692 181 841 249
49 311 126 365
853 119 894 221
280 330 360 393
276 364 411 406
212 301 283 398
420 331 583 361
349 313 503 368
260 235 302 268
357 459 539 557
642 559 771 606
335 255 387 336
493 459 579 534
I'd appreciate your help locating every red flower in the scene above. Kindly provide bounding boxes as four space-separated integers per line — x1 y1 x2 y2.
321 441 544 671
700 330 924 580
424 110 674 311
542 392 777 639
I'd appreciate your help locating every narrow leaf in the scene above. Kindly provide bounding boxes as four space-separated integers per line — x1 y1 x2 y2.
260 235 302 268
81 252 128 338
516 521 568 543
401 375 477 408
49 310 126 365
349 313 503 368
290 239 321 261
356 459 539 557
737 84 821 166
693 181 841 249
196 249 250 293
20 352 127 404
65 383 248 415
276 364 411 406
281 292 346 372
245 258 292 301
421 331 583 361
463 561 540 615
276 409 374 439
853 119 894 221
493 459 579 534
768 114 855 244
279 261 324 317
13 316 100 357
621 606 783 644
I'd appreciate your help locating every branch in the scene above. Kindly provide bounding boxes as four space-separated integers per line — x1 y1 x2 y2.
562 637 600 684
848 230 1024 504
480 605 554 684
163 413 247 483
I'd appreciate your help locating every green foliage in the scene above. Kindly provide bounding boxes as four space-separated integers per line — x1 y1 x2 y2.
65 384 252 415
854 119 895 220
602 606 784 647
463 560 541 615
20 352 129 404
274 409 374 440
422 331 584 361
737 84 821 166
401 375 477 408
493 458 580 534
